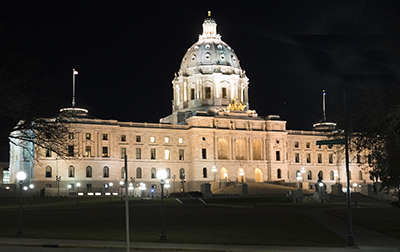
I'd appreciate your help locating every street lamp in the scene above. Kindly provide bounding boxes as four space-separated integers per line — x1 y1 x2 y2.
139 183 146 198
29 184 34 205
319 182 324 203
212 165 217 182
16 171 26 236
353 183 358 205
157 169 167 240
128 183 134 198
76 182 81 203
119 181 124 200
56 175 61 197
109 182 113 201
23 186 28 206
165 180 171 197
67 184 72 204
172 175 176 193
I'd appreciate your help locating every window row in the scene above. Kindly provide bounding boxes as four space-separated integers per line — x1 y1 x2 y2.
294 170 365 181
291 152 334 164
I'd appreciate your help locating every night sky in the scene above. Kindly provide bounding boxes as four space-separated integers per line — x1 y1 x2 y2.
1 1 400 161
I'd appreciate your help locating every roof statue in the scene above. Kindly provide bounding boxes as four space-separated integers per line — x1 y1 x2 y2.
227 97 246 111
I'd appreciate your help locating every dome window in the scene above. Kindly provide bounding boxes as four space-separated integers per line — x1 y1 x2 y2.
217 44 222 49
220 54 225 60
192 55 196 60
205 53 211 60
205 44 211 49
232 55 236 62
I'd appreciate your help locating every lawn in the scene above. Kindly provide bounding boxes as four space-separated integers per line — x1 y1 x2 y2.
0 196 351 247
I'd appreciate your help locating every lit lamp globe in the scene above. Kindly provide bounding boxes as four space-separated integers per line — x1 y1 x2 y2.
23 186 28 191
76 182 81 187
157 170 168 180
29 184 34 189
319 182 324 187
16 171 27 181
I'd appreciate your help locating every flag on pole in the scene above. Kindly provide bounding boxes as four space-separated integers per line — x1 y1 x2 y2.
73 70 78 75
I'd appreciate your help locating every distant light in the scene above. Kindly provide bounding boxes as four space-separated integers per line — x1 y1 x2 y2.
95 192 101 196
112 193 119 196
78 192 84 196
105 192 111 196
353 183 357 188
68 185 72 189
157 170 168 180
119 181 124 185
23 186 28 191
109 182 113 187
29 184 34 189
88 192 94 196
319 182 324 187
76 183 81 187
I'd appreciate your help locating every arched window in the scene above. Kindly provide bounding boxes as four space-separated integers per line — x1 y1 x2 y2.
136 167 142 179
307 170 312 180
68 166 75 178
45 166 52 178
180 168 185 179
252 140 262 160
203 167 207 178
103 166 109 178
236 139 246 160
359 170 363 180
86 166 92 178
277 169 281 179
318 170 323 181
166 168 171 179
255 168 262 182
218 138 228 159
330 170 334 180
238 168 245 182
221 167 228 180
121 167 125 179
151 167 156 179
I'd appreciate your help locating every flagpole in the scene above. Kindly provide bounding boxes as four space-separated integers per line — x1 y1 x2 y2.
72 68 76 107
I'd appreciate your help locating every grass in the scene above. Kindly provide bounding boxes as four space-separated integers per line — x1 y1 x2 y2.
2 196 393 247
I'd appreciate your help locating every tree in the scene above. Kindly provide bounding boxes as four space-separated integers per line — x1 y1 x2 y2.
350 84 400 198
0 24 71 159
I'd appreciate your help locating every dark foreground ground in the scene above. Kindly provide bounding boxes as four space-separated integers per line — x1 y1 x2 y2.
0 196 398 248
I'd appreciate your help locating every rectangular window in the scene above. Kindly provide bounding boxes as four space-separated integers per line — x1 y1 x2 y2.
222 87 227 99
356 155 361 163
294 142 299 148
205 87 211 99
121 148 126 159
136 135 141 142
87 184 92 189
121 135 126 142
190 88 195 100
164 149 170 160
102 146 108 157
295 153 299 163
136 148 141 159
306 153 311 163
165 137 169 143
45 149 51 157
179 137 183 144
318 153 322 163
103 134 108 140
329 153 333 164
202 148 207 159
276 151 280 161
150 136 155 143
86 133 91 140
85 146 91 157
68 132 74 139
68 145 74 157
306 142 310 148
150 148 156 159
179 149 184 160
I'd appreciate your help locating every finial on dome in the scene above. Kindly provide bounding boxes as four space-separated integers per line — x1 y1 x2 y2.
208 11 211 17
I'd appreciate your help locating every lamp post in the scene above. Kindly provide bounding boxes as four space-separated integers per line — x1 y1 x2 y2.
128 183 133 198
76 182 81 203
139 183 146 198
353 183 358 205
319 182 324 203
29 184 34 205
109 182 113 201
172 175 176 193
212 165 217 182
56 175 61 197
67 184 72 204
23 186 28 206
16 171 26 236
157 170 167 240
119 181 124 200
165 180 170 197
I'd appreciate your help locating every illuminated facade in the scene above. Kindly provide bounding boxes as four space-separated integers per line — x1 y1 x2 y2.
9 14 370 196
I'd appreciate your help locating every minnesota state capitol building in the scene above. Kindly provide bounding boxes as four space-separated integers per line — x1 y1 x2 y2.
9 14 372 197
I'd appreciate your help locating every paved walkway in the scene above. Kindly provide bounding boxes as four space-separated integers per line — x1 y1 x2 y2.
0 203 399 251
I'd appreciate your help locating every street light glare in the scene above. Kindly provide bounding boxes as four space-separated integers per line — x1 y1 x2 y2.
76 183 81 187
157 170 168 180
16 171 27 181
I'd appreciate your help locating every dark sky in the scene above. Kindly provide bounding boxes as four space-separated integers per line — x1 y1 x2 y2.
1 1 400 160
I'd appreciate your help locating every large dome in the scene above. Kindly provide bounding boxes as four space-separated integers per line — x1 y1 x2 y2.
179 16 241 76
